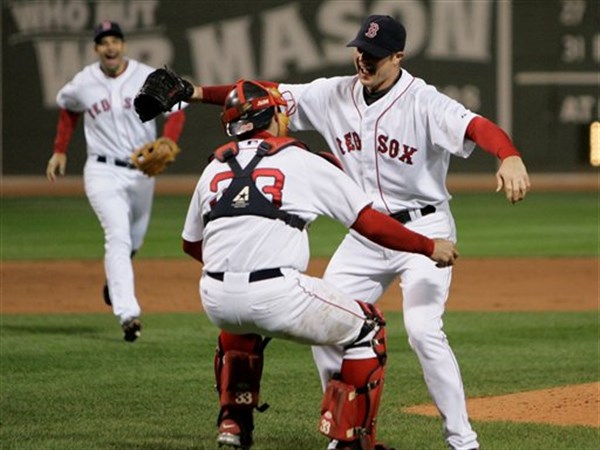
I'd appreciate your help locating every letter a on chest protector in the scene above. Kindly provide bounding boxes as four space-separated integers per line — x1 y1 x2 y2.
203 137 307 231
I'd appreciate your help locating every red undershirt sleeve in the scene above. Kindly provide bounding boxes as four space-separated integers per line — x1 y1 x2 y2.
202 85 234 105
350 206 434 256
182 239 203 263
162 110 186 142
202 81 280 105
53 109 81 154
466 116 521 160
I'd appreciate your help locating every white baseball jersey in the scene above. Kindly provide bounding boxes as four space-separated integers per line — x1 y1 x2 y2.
182 138 384 348
182 138 372 273
57 58 158 159
279 69 478 212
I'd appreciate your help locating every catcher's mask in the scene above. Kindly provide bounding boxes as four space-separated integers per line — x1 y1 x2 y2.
221 80 289 139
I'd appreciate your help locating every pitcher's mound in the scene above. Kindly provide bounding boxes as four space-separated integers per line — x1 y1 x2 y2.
403 382 599 427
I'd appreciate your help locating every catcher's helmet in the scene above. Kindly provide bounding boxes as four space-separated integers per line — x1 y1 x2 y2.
221 80 288 139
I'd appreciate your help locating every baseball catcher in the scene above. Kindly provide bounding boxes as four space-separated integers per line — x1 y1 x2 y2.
130 137 181 176
134 66 195 122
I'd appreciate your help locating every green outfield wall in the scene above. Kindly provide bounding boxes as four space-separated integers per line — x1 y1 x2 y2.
3 0 598 174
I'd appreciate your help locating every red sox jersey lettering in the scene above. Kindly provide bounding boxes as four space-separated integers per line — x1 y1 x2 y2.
86 97 134 119
335 131 362 155
87 99 110 119
377 135 418 165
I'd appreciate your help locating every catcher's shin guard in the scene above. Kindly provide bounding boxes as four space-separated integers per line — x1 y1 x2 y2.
214 332 269 448
319 301 387 450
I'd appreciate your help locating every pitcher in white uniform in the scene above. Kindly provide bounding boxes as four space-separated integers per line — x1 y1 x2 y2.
278 16 530 450
46 21 187 342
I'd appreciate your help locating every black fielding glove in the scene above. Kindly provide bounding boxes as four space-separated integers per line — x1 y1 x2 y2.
134 66 194 122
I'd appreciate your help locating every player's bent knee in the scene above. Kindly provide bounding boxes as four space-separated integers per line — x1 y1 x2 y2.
405 321 444 355
346 301 387 361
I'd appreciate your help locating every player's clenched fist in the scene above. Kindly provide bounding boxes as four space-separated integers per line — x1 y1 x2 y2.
430 239 459 268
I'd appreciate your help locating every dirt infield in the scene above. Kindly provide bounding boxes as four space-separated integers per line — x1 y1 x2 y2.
2 257 597 314
2 173 598 196
2 256 597 428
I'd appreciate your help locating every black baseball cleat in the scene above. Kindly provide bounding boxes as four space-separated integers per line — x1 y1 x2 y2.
375 444 396 450
122 318 141 342
334 440 395 450
102 282 112 306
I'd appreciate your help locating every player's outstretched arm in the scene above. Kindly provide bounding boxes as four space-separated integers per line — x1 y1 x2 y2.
466 116 531 204
190 81 280 105
351 206 458 267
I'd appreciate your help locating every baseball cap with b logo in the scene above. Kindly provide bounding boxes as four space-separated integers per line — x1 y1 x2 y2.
93 20 124 44
347 15 406 59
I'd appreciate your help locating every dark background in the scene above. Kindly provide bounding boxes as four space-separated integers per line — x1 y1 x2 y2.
2 0 598 175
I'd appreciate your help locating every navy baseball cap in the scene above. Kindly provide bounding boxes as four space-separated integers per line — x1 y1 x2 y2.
347 15 406 58
93 20 124 43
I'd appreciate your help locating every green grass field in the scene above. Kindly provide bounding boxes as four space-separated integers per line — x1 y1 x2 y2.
2 192 598 259
2 312 598 450
1 192 599 449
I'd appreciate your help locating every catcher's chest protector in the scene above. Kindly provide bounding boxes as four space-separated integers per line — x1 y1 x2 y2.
203 138 307 230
